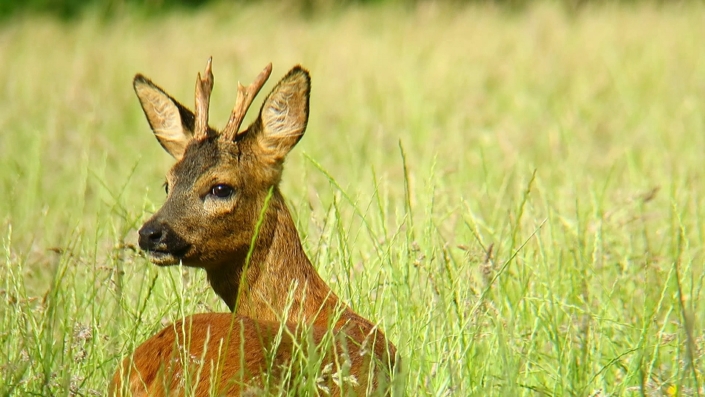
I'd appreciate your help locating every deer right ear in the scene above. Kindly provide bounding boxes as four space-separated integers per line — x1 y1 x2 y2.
134 75 195 160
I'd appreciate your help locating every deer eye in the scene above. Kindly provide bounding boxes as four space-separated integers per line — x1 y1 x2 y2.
210 184 234 198
163 182 169 195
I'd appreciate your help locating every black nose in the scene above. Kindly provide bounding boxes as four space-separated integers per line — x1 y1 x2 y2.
138 223 165 251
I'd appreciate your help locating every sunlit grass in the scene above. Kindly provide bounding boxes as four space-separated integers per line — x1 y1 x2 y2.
1 2 704 395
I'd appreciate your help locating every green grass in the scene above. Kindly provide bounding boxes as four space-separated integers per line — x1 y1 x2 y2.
1 2 704 395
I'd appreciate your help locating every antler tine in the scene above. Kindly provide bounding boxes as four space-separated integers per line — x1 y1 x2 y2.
221 63 273 141
194 57 215 140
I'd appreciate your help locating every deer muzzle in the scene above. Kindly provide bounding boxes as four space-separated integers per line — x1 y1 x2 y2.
138 220 191 266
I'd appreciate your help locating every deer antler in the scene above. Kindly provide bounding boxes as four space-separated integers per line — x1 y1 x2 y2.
194 57 215 140
221 63 273 141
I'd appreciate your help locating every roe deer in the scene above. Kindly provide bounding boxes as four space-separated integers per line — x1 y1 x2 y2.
109 59 397 396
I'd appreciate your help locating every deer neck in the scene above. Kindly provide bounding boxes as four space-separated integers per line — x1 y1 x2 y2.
205 189 343 325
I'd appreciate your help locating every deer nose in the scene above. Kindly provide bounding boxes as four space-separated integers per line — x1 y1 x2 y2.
138 223 165 251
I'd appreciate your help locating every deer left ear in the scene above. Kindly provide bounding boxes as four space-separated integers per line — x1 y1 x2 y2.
134 75 195 160
255 66 310 162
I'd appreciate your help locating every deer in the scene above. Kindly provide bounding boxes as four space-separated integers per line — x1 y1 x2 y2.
109 59 397 396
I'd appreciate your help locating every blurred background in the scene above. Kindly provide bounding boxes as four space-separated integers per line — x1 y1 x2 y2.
0 0 677 20
1 0 704 395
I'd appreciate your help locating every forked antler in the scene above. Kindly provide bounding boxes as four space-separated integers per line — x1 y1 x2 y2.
194 57 215 140
221 63 273 141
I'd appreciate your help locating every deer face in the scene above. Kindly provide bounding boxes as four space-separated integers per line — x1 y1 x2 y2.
133 62 310 268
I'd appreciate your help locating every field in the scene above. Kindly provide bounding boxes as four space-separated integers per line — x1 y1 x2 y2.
1 2 704 395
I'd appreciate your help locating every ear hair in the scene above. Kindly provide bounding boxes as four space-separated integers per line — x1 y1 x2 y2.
134 75 195 160
255 66 311 163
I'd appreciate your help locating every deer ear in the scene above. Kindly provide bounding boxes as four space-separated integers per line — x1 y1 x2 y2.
134 75 195 160
255 66 310 162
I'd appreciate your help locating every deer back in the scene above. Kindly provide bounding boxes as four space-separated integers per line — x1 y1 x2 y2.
110 313 394 397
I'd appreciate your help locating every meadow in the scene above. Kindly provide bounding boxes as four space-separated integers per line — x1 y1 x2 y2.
1 2 704 395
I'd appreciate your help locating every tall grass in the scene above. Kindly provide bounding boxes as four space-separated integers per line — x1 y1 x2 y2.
0 2 704 395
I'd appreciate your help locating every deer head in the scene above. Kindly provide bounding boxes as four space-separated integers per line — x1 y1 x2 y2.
133 60 310 270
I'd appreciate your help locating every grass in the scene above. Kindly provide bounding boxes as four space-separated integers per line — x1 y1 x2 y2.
1 1 704 395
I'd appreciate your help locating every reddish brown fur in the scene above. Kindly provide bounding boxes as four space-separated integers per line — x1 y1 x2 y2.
110 62 396 396
111 314 392 396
